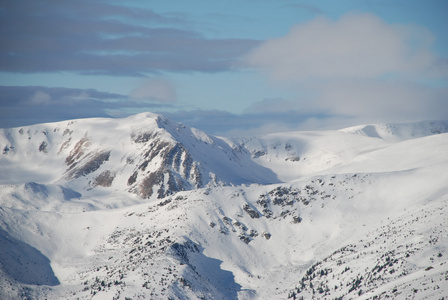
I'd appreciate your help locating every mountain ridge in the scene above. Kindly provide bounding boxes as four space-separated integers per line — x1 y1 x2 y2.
1 113 448 299
1 112 279 202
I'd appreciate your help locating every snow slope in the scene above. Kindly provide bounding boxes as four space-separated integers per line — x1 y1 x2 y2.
1 115 447 299
340 120 448 142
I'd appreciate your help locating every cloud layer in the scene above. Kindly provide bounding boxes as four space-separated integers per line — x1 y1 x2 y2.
1 8 446 137
245 13 444 80
244 13 448 126
0 86 172 128
0 0 259 75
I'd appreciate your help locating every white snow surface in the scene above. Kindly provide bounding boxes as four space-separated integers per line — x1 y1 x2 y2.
1 114 448 299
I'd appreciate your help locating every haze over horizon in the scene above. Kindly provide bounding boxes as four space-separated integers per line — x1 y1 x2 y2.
1 0 447 136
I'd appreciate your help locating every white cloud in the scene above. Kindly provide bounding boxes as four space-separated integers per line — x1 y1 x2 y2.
316 80 448 125
130 78 177 103
29 91 51 105
245 13 443 81
243 12 448 126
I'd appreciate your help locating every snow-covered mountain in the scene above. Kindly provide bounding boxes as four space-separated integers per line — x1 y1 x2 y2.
0 113 277 208
1 114 447 299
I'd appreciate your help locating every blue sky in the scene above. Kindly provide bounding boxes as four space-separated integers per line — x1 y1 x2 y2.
1 0 447 136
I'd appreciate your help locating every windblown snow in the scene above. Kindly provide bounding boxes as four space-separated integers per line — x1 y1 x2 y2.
1 114 447 299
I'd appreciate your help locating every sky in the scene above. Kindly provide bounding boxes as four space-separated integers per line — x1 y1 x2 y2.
1 0 447 136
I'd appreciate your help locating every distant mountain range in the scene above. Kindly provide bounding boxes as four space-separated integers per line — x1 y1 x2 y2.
1 113 447 299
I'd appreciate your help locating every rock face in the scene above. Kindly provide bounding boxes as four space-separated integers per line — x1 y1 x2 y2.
126 134 205 199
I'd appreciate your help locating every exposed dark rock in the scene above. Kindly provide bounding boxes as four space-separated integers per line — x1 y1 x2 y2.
222 216 232 225
239 235 251 244
66 150 111 179
285 156 300 162
170 240 200 264
144 140 171 161
190 163 203 188
292 216 302 224
262 232 271 240
256 195 274 218
233 221 248 231
58 138 71 154
158 198 172 207
249 230 258 237
127 171 138 186
132 131 158 143
219 227 229 235
139 170 164 199
3 145 13 155
252 150 266 158
243 204 260 219
39 141 48 153
127 136 205 199
164 170 186 197
138 160 149 171
270 187 297 206
94 170 116 187
66 137 90 166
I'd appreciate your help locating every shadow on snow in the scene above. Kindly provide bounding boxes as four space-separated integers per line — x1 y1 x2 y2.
170 238 243 299
0 228 59 286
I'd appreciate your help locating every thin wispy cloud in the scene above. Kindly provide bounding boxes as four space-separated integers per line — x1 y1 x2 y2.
164 109 330 137
130 79 178 103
